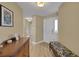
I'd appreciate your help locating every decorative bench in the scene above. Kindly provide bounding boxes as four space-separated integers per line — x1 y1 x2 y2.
49 41 78 57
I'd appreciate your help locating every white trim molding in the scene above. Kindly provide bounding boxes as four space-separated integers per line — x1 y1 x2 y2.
32 40 45 44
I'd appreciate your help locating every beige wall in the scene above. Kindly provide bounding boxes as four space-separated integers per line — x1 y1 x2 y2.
36 16 43 42
0 2 23 41
32 15 43 42
59 2 79 55
23 19 28 36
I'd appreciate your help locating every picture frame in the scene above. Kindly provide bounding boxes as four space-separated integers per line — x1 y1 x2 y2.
0 4 14 27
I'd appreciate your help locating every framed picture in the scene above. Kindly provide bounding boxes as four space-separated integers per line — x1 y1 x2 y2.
0 4 13 27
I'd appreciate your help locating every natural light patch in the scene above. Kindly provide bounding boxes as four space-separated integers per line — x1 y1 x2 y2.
54 19 58 33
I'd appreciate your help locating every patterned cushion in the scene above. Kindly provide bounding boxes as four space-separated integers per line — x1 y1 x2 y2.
49 41 78 57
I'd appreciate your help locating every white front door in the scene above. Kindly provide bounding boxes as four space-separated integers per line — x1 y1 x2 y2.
43 17 58 43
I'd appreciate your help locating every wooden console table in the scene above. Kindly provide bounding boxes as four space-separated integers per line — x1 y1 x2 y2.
0 37 29 57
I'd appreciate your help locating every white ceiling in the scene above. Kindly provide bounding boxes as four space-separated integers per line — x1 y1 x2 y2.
17 2 62 17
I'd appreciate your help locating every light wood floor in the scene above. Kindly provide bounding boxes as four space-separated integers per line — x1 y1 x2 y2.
29 41 55 57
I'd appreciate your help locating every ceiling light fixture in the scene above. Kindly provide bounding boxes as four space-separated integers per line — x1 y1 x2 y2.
37 2 45 7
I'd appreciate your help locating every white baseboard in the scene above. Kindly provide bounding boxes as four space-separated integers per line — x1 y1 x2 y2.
32 40 45 44
43 40 50 43
43 40 58 43
31 40 51 44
